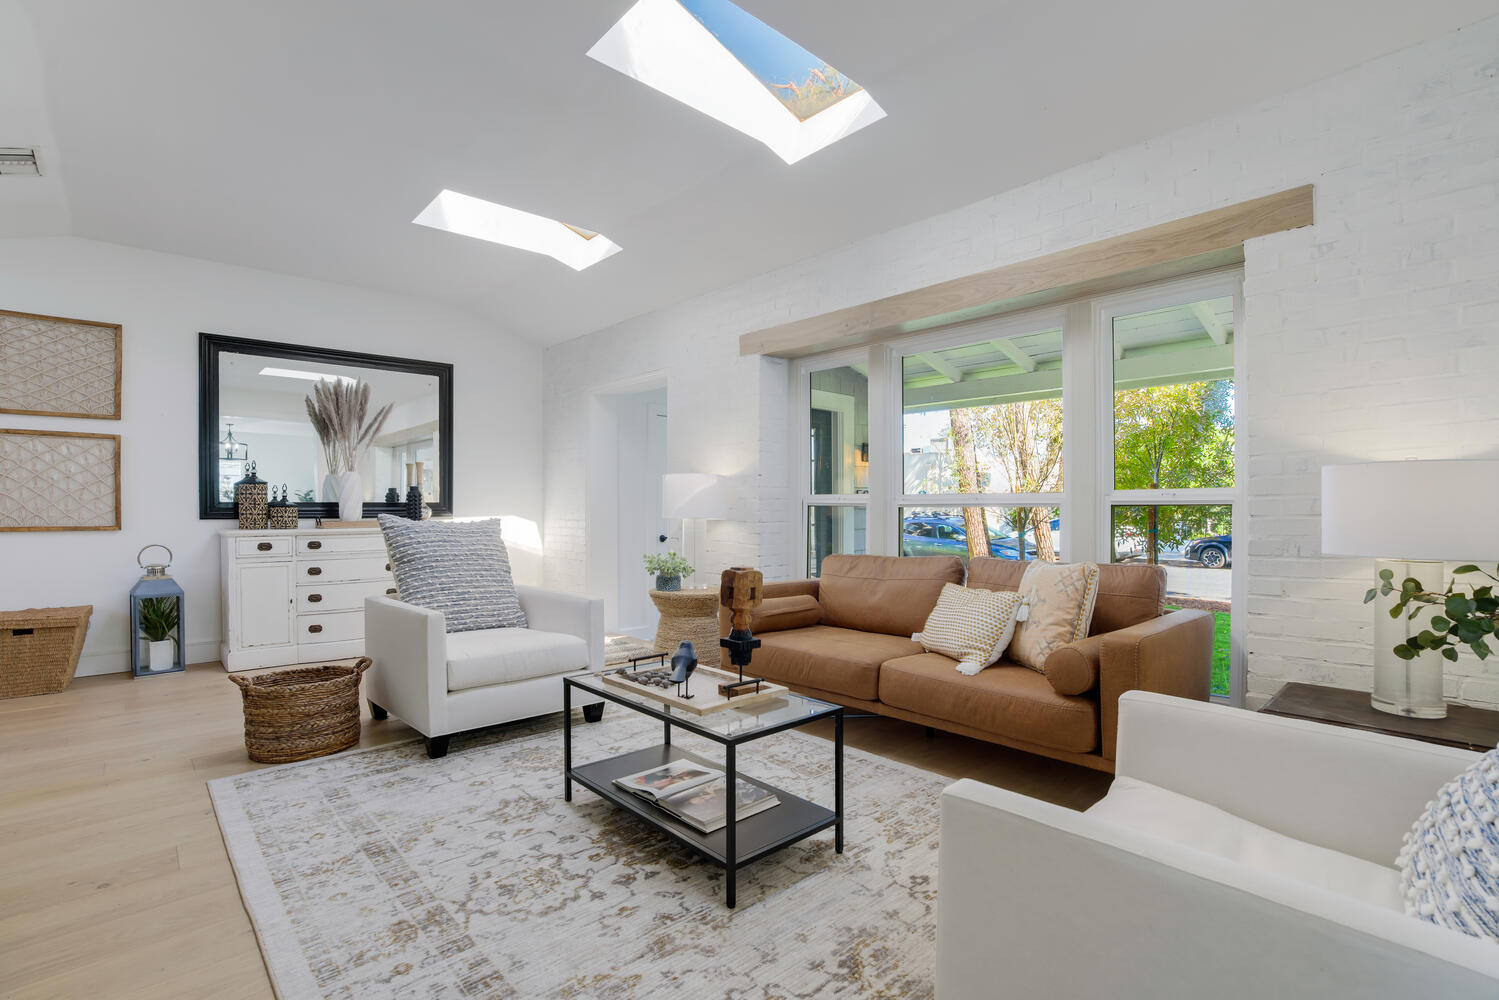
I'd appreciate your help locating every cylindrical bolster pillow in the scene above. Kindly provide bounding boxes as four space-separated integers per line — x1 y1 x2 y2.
750 594 822 633
1042 634 1105 696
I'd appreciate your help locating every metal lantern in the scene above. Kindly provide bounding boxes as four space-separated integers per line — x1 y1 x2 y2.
235 461 268 530
130 544 185 677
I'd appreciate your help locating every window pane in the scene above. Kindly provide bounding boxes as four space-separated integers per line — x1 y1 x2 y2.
1111 503 1231 697
810 366 868 495
808 505 866 577
900 505 1061 564
902 329 1063 496
1112 297 1234 490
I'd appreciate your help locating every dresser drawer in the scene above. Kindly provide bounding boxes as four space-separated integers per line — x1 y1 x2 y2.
235 537 291 558
298 534 385 557
297 580 398 613
297 556 392 584
296 610 363 644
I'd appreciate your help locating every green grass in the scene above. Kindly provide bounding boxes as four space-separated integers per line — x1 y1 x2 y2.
1166 606 1231 697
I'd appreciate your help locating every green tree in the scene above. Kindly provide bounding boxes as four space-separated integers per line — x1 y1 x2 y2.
1113 379 1233 562
948 407 990 561
973 398 1064 561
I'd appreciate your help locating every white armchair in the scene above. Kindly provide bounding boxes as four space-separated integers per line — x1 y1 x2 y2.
364 585 605 758
938 691 1499 999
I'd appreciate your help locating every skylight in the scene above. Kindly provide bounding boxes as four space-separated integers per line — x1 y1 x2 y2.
588 0 885 164
412 190 622 271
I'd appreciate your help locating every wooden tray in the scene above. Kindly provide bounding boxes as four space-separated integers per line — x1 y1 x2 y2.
600 663 789 716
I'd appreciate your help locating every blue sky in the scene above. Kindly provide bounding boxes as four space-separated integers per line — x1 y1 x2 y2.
677 0 860 113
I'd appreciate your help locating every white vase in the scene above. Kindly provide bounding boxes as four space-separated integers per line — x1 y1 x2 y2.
322 472 341 502
337 471 363 521
147 639 175 672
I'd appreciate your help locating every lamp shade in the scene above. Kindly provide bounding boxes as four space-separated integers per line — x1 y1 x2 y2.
1321 461 1499 561
661 473 726 519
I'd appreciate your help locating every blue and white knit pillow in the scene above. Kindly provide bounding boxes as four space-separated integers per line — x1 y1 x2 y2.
377 515 527 633
1398 749 1499 940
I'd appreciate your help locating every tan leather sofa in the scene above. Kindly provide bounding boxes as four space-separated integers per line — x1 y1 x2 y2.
718 554 1213 772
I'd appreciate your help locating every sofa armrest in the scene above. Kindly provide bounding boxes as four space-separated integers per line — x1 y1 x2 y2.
1098 609 1213 760
718 578 821 636
938 778 1499 1000
1116 690 1478 865
516 585 604 671
363 595 447 736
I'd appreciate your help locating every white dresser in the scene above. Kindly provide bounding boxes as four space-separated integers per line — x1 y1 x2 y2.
219 527 396 671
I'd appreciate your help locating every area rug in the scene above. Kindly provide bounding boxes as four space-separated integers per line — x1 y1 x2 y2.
210 709 943 999
603 634 659 666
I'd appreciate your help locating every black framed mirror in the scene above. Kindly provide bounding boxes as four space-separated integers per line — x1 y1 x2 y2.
199 333 454 520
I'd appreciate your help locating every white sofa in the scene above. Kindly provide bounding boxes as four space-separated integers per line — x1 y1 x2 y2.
364 586 605 758
937 690 1499 999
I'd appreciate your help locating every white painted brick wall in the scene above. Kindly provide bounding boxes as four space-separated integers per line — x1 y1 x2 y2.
545 16 1499 709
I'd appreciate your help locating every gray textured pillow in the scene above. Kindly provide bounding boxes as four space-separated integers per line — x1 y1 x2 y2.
377 515 527 633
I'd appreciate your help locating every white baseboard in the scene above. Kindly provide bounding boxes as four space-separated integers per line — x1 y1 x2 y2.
75 640 223 677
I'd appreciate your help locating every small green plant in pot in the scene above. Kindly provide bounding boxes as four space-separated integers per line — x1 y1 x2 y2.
138 596 180 671
644 552 694 592
1365 563 1499 662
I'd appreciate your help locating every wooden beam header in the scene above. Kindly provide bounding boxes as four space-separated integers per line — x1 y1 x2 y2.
741 185 1312 358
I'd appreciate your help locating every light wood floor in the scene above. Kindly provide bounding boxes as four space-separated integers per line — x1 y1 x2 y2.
0 663 1112 999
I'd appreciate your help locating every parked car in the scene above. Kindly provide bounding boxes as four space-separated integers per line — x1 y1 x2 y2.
901 516 1022 560
1184 534 1232 568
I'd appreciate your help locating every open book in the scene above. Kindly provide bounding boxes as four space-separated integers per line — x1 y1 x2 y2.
655 778 779 834
613 761 722 803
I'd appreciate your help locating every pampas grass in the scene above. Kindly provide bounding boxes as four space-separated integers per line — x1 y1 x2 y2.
305 379 393 475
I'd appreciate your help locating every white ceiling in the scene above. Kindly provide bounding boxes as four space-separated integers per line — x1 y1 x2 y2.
5 1 1495 346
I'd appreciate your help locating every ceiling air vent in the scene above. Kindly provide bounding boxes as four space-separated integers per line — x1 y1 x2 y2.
0 148 40 176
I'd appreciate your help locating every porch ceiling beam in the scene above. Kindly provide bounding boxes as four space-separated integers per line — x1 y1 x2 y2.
991 338 1037 372
918 352 964 384
1188 301 1229 346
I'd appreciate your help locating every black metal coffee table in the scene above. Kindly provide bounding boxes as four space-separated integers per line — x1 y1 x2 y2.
563 672 843 908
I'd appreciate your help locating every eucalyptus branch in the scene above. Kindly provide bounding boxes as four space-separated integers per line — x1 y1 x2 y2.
1364 564 1499 663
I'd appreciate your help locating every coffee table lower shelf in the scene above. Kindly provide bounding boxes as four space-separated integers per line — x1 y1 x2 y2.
568 744 837 882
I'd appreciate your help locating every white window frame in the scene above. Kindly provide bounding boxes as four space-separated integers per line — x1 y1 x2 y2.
795 347 876 576
1093 269 1245 705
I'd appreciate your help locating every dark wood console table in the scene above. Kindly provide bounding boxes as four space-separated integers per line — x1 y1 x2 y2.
1261 682 1499 752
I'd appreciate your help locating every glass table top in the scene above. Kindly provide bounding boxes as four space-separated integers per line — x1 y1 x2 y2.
571 669 839 742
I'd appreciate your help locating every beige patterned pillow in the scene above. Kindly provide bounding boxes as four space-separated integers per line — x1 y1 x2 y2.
1007 562 1101 672
914 583 1026 676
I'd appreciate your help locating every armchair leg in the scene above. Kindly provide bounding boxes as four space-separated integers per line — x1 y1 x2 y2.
424 735 450 759
582 703 604 723
368 701 388 721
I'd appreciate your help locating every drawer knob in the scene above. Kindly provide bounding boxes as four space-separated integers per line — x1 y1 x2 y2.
307 540 322 550
307 593 322 603
256 542 272 552
307 567 322 576
385 588 397 596
307 624 323 634
385 562 391 572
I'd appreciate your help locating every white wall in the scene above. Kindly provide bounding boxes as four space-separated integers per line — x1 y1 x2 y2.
0 236 544 676
545 17 1499 708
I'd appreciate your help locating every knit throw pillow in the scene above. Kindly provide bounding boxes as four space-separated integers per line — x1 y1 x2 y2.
914 583 1025 676
378 515 527 633
1006 561 1100 672
1398 750 1499 940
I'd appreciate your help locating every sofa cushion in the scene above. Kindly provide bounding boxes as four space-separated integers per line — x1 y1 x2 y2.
1089 777 1403 911
379 515 527 633
916 583 1025 676
754 626 923 702
1043 634 1104 696
818 554 964 637
1007 561 1101 671
445 627 587 693
751 594 822 633
967 559 1165 637
879 653 1099 753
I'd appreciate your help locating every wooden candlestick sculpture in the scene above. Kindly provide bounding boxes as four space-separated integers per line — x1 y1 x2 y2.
717 567 766 698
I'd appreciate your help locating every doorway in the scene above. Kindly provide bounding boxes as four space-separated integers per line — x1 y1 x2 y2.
586 379 669 638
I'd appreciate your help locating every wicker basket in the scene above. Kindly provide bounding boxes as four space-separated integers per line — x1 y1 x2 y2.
230 658 370 763
649 589 722 667
0 606 93 699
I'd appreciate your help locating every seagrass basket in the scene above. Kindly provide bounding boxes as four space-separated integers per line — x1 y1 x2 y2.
0 605 93 699
230 658 370 763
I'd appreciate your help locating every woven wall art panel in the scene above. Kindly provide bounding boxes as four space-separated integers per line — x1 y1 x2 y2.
0 429 120 531
0 310 122 419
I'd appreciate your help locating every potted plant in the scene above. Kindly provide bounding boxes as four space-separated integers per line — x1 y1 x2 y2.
305 379 393 521
1366 563 1499 662
644 552 694 592
138 596 180 671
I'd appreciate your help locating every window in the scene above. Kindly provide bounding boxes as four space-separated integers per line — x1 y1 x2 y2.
803 361 868 576
900 506 1061 563
412 190 621 271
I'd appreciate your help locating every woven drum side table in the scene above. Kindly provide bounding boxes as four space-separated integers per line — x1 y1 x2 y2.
648 588 722 667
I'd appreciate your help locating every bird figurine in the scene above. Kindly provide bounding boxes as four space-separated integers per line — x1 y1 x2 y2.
669 641 698 699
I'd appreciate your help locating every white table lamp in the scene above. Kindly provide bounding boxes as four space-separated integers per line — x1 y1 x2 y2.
661 473 727 587
1322 460 1499 718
